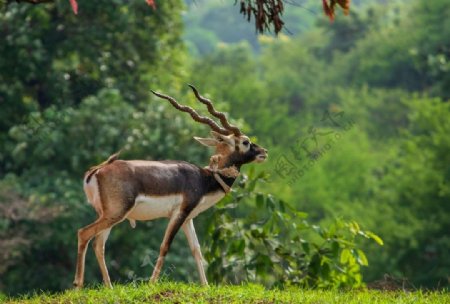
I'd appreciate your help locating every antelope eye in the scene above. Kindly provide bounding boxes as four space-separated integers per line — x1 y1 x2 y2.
243 140 249 146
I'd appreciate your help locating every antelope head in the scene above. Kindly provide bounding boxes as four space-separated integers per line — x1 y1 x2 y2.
151 85 268 169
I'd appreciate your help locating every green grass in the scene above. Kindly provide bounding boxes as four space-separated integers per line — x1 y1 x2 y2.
3 282 449 304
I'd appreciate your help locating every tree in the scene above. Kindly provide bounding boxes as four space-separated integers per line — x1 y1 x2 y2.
0 0 184 170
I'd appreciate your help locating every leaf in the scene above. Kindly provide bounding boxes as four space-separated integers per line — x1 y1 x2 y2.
356 249 369 266
321 261 331 279
301 240 310 255
256 193 264 209
337 0 351 15
340 248 351 264
322 0 351 21
322 0 334 21
274 211 286 222
331 241 340 258
295 211 308 219
247 179 257 192
366 231 384 246
336 238 355 247
266 194 276 210
348 221 360 235
312 225 325 238
69 0 78 15
236 239 245 255
146 0 157 10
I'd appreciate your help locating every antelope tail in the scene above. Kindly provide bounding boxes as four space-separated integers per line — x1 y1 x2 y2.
84 151 121 183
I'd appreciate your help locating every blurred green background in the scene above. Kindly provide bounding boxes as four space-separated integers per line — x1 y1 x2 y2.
0 0 449 295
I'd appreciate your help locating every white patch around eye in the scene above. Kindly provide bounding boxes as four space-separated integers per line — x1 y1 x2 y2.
241 143 250 152
239 137 251 153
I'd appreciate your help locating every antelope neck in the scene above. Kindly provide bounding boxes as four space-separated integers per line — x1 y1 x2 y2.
213 173 231 193
206 164 240 193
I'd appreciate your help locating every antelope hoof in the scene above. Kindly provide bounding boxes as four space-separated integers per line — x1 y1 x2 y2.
149 276 159 284
73 281 83 290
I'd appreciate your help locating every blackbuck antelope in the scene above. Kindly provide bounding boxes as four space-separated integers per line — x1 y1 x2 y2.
73 85 268 288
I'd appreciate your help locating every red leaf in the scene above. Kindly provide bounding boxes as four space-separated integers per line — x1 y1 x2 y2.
322 0 334 21
69 0 78 15
337 0 350 15
146 0 157 10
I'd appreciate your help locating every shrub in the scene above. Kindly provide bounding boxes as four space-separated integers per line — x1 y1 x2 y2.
204 169 383 288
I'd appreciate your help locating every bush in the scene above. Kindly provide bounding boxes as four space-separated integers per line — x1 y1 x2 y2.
204 169 383 288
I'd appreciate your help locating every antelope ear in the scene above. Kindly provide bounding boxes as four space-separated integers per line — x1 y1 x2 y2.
210 131 234 146
194 137 218 147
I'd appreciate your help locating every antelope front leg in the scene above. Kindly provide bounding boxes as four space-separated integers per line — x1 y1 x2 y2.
150 210 188 283
182 219 208 285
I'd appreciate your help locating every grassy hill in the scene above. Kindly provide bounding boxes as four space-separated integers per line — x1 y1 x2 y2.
2 282 448 303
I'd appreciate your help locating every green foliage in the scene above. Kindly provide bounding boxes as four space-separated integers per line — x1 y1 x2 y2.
331 0 450 98
6 89 205 177
189 42 293 144
0 0 186 174
184 0 260 54
204 170 382 288
363 97 450 287
186 0 450 289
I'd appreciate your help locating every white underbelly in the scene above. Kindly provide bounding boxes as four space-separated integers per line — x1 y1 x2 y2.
127 194 183 221
126 191 225 222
